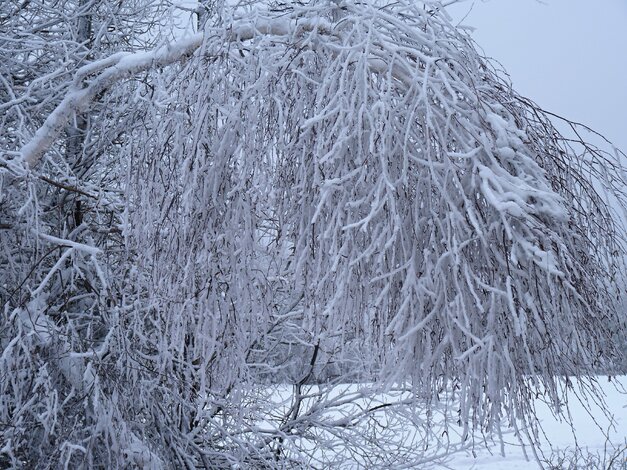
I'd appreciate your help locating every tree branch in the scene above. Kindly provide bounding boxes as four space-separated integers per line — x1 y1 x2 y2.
19 33 204 169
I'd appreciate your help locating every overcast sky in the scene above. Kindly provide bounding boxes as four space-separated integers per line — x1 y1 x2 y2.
448 0 627 155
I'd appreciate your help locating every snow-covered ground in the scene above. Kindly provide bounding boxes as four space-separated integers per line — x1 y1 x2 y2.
447 376 627 469
263 376 626 468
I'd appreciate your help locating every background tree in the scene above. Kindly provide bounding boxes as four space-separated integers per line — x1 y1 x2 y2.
1 0 626 467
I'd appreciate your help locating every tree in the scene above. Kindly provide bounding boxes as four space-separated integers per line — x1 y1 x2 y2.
1 0 626 467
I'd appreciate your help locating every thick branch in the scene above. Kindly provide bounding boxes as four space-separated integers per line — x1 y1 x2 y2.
19 33 204 169
18 17 341 170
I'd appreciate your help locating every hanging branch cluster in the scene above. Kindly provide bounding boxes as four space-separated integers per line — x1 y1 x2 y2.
1 0 625 467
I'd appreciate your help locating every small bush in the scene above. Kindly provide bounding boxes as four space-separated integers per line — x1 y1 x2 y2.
542 442 626 470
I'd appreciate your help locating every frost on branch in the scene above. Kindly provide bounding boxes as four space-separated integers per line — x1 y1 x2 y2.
2 0 626 467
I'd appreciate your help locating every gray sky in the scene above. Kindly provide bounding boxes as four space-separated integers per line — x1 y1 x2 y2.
448 0 627 154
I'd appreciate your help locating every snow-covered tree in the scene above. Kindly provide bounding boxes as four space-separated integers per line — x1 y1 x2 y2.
2 0 626 467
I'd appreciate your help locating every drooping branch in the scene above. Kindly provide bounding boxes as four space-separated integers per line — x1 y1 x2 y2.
18 12 429 170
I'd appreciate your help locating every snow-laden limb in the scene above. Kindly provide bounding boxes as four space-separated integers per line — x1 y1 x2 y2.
17 15 346 170
18 10 472 170
19 33 203 169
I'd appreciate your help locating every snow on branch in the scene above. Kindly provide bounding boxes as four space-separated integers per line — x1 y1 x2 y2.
18 11 448 170
19 34 203 168
18 16 338 169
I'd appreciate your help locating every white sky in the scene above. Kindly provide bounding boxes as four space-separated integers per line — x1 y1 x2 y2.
448 0 627 154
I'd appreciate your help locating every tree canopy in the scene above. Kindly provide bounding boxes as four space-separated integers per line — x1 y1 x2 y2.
1 1 626 467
